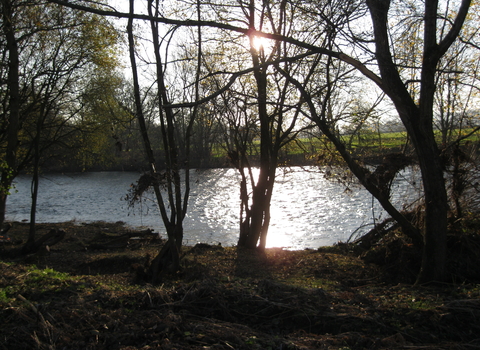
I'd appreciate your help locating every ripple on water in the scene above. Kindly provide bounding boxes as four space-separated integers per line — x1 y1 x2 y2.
6 167 421 249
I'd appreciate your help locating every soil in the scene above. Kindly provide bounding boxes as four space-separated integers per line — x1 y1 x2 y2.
1 221 480 350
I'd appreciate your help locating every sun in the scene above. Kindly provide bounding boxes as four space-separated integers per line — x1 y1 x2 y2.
250 35 271 52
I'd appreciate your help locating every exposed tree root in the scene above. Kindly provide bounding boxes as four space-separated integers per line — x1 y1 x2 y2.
21 228 66 255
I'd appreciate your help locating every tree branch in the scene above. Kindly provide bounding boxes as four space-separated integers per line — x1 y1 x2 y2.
47 0 383 90
436 0 472 59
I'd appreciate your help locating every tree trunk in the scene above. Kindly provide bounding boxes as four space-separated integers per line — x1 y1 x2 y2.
147 0 187 252
24 103 45 253
147 238 180 284
412 131 448 283
0 0 20 228
236 2 277 251
23 163 40 253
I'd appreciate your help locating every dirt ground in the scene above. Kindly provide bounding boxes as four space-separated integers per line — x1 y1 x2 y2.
1 221 480 349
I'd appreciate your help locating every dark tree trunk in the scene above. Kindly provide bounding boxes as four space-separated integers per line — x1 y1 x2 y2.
413 130 448 283
23 162 40 253
0 0 20 229
24 103 44 253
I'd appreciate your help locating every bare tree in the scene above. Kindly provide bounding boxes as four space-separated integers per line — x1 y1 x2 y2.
203 0 312 250
126 0 203 282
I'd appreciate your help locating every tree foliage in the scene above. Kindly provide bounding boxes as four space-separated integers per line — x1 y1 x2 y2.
0 0 121 252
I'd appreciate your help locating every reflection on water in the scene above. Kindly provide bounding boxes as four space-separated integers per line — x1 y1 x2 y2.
6 167 420 249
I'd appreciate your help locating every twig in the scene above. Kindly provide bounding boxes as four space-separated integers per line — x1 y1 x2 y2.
17 294 54 346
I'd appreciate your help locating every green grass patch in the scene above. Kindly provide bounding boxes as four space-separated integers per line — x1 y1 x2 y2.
0 289 10 304
26 266 70 282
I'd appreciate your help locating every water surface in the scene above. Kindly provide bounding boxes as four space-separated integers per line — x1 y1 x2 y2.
6 167 420 249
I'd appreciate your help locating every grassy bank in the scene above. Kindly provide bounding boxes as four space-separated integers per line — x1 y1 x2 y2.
210 128 480 168
1 221 480 349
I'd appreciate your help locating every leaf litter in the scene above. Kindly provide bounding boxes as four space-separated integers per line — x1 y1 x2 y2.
1 221 479 349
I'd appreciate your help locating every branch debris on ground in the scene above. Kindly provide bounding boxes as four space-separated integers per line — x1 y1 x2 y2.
1 221 479 349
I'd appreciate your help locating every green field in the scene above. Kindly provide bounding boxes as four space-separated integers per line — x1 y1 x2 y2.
212 128 480 166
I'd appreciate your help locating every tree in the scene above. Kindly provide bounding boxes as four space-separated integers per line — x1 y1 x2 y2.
285 0 475 283
0 0 120 252
200 0 312 250
272 0 475 283
126 0 205 282
270 0 422 248
78 71 140 171
365 0 473 283
0 0 20 231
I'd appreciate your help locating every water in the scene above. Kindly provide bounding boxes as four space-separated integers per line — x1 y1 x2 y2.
6 166 420 249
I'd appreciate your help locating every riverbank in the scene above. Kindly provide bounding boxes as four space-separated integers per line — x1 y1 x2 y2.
1 221 480 349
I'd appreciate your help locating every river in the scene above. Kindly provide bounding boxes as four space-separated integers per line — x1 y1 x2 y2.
6 166 420 249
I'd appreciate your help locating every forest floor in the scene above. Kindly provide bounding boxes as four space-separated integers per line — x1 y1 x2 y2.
1 221 480 350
